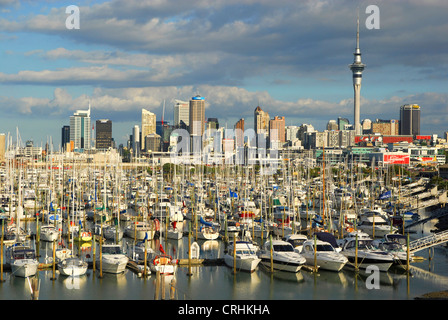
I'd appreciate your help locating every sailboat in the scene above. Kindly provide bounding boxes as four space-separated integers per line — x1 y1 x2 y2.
6 242 39 278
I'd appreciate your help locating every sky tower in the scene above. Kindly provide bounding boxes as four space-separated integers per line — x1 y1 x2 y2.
349 15 365 136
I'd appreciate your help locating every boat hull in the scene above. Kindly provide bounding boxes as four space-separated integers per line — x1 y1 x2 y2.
11 260 39 278
224 255 261 272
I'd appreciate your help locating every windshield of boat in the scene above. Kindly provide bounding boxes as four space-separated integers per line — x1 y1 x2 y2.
102 246 122 254
345 240 374 250
273 244 294 252
379 243 402 251
316 244 335 252
236 249 256 255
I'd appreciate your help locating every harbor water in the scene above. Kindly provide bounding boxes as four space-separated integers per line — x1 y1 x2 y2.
1 209 447 301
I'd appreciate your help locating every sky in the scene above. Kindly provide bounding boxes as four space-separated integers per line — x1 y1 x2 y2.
0 0 447 148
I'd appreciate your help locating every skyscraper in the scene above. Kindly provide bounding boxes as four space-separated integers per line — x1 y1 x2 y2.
96 119 112 150
269 116 286 143
235 118 245 148
141 109 156 151
174 100 190 128
70 103 91 151
400 104 421 136
61 125 70 151
189 95 205 136
349 15 366 136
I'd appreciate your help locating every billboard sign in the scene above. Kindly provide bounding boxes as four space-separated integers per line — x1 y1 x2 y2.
383 154 410 165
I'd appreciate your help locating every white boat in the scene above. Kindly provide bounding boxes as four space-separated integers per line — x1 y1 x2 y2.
372 234 414 268
6 243 39 278
339 231 395 272
300 238 348 272
165 221 183 240
103 225 123 241
124 221 157 241
357 213 397 238
258 239 306 273
58 257 88 277
283 234 308 253
98 244 129 274
224 241 261 273
149 254 177 275
40 225 61 242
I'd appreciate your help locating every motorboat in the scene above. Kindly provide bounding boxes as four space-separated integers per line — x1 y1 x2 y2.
224 241 261 273
6 243 39 278
97 244 129 274
339 231 395 272
283 234 308 253
357 212 397 238
58 257 88 277
149 250 178 275
103 225 124 242
258 239 306 273
40 225 60 242
372 234 413 268
300 238 348 272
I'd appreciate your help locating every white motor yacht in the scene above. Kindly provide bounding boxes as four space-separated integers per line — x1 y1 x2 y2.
283 234 308 253
258 239 306 273
300 239 348 272
97 244 129 274
40 225 61 242
339 231 395 272
357 212 397 238
224 241 261 273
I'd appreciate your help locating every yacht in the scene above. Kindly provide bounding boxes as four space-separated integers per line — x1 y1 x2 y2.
339 231 395 272
58 257 88 277
300 238 348 272
98 244 129 274
6 243 39 278
258 239 306 273
283 234 308 253
224 241 261 273
124 221 157 241
357 212 397 238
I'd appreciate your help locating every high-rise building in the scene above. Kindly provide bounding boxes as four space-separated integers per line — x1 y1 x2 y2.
96 119 112 150
269 116 285 143
189 95 205 136
327 120 338 131
372 119 399 136
70 103 91 151
132 125 140 157
141 109 156 151
145 133 161 152
174 100 189 128
349 16 366 136
207 118 219 131
0 133 5 162
400 104 420 136
235 118 245 148
61 125 70 151
337 117 350 131
254 106 270 135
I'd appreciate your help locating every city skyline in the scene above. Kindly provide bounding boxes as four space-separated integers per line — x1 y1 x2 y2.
0 1 447 148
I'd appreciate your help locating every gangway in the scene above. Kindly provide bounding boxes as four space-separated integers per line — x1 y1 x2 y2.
409 229 448 254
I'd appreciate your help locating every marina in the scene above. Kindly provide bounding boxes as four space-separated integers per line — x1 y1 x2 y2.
0 154 448 301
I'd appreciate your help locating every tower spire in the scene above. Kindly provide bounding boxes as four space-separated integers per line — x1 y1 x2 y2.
349 12 366 136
